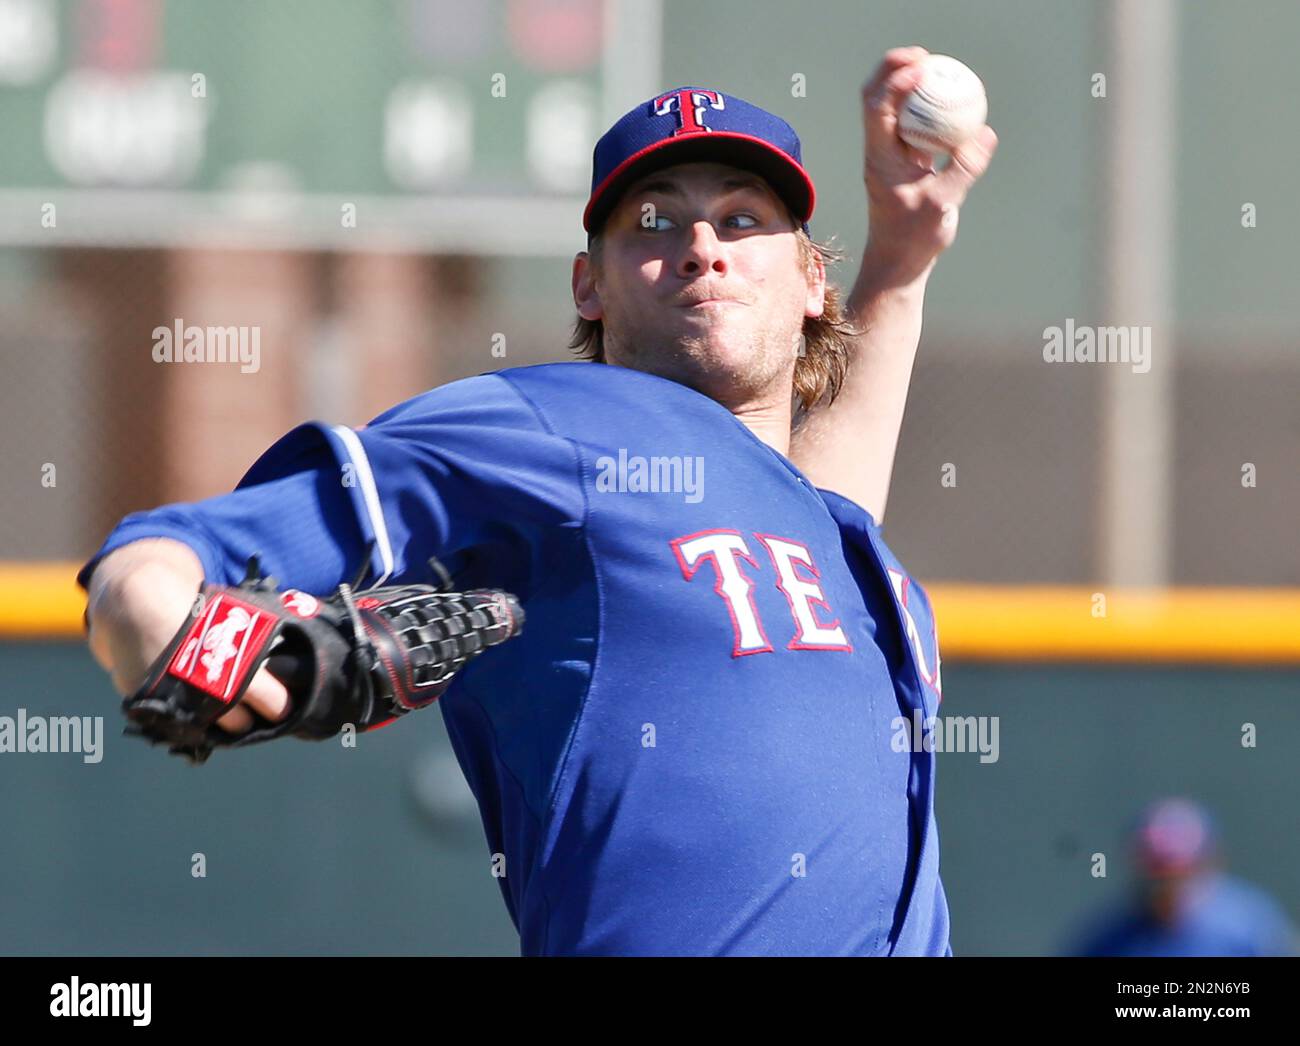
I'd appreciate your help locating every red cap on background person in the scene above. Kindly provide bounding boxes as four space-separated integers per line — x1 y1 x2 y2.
1133 798 1218 878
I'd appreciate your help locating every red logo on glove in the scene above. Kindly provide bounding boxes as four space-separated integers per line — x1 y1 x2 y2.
168 594 277 702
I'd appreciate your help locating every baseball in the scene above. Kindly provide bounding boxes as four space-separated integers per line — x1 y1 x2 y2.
897 54 988 155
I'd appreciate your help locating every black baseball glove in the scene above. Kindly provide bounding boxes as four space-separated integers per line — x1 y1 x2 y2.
121 556 524 764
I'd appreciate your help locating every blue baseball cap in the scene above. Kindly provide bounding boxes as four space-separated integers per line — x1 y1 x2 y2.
583 86 816 236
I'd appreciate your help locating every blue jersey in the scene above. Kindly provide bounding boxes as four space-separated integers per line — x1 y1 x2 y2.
1071 873 1298 957
79 362 950 956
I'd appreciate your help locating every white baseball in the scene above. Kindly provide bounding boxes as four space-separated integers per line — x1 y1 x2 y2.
896 54 988 155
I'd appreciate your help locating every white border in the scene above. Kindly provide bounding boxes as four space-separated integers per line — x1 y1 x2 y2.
331 425 395 586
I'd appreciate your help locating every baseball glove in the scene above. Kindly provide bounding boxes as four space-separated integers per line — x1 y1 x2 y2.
121 555 524 764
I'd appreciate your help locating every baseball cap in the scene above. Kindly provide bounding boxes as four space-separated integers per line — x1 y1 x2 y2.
583 87 816 237
1133 798 1218 877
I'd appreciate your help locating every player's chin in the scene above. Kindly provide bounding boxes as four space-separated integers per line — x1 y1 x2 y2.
694 331 772 374
689 344 783 398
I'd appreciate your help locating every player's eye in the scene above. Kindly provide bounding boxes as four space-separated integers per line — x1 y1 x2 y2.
643 213 677 232
725 213 759 229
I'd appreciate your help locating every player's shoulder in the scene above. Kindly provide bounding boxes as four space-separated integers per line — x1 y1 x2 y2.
364 368 526 428
367 361 698 429
492 360 717 412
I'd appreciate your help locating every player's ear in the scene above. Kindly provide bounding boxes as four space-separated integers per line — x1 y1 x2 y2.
802 239 827 319
572 251 603 322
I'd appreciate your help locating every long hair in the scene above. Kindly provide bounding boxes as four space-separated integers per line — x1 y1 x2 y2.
568 228 861 415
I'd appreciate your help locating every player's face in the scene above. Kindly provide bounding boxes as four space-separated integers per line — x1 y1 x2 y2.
573 162 826 409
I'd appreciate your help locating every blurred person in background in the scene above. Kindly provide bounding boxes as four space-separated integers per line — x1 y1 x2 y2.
1067 798 1297 957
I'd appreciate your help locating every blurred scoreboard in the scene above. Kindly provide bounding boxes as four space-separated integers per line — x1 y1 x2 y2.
0 0 661 251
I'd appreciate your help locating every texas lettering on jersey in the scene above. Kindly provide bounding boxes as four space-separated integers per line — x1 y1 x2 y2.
888 566 943 703
671 528 851 656
668 526 941 712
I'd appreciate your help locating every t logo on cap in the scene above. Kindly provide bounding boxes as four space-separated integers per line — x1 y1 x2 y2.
652 89 726 135
583 85 816 236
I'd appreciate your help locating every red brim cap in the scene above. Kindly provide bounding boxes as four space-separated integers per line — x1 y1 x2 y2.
584 87 815 235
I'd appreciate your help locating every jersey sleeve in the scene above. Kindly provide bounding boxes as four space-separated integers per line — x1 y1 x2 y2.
75 438 376 593
286 371 587 588
77 372 587 595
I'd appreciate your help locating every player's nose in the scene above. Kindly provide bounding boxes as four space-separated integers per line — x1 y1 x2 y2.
676 220 728 277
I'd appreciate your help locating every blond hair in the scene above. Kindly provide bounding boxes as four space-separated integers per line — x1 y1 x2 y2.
568 228 860 414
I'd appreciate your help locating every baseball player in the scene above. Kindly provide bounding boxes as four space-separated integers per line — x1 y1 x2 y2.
1067 799 1299 957
82 49 995 955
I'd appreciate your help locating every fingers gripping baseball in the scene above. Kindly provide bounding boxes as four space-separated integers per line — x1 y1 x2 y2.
861 49 997 280
862 48 936 173
939 124 999 195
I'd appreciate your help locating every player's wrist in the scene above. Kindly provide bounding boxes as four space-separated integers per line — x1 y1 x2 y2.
862 231 938 279
88 539 204 603
87 562 204 693
88 560 196 629
849 243 932 316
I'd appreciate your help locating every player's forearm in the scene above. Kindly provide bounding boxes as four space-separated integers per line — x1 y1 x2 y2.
789 252 930 521
793 49 995 522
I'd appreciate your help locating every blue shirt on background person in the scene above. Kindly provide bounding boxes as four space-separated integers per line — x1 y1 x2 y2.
1068 798 1297 957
